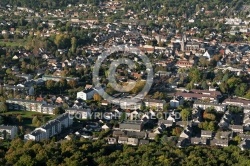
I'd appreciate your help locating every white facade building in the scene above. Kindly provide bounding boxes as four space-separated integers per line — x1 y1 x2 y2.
0 126 18 140
24 113 73 141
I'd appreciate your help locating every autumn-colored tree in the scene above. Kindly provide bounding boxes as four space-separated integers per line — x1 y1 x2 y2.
46 80 56 90
172 127 183 136
68 80 77 88
93 93 102 101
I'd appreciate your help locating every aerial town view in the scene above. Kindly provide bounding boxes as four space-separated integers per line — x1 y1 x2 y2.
0 0 250 165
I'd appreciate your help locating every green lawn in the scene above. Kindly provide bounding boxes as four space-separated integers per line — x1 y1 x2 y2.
0 39 27 47
1 110 56 129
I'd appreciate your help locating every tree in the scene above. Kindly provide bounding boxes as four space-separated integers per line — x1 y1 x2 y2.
172 127 183 136
71 37 77 53
17 115 23 123
93 93 102 102
68 80 77 88
53 107 64 115
0 116 4 125
0 102 8 113
201 81 209 90
46 80 55 90
32 116 39 125
234 83 247 97
180 109 191 121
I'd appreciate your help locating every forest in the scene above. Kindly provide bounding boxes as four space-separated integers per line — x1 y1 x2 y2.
0 137 249 166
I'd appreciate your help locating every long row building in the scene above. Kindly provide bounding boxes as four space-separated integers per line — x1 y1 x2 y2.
24 113 73 141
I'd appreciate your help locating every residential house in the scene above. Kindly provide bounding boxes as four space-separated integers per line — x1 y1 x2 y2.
120 99 142 110
0 126 18 140
66 108 91 119
193 101 226 112
243 112 250 130
118 136 128 144
127 138 139 146
126 131 147 139
176 89 221 102
239 139 250 150
230 125 243 133
77 88 95 100
107 137 117 144
42 105 57 114
170 96 184 108
190 137 207 145
6 99 43 112
147 132 158 140
210 139 228 147
139 139 149 145
143 99 166 111
201 130 213 139
215 131 232 140
102 124 111 131
223 98 250 108
180 125 192 138
42 75 79 82
219 111 232 129
176 60 194 68
158 119 173 128
113 130 126 137
119 120 143 132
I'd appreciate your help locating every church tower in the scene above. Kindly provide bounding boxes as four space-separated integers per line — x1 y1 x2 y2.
180 35 185 52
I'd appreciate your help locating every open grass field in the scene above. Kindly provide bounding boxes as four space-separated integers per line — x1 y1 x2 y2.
0 39 27 47
1 110 56 129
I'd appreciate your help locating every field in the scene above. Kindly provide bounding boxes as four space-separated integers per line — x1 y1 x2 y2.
0 39 27 47
1 110 56 130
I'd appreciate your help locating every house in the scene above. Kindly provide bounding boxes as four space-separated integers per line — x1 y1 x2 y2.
176 121 192 127
170 96 184 108
176 137 190 148
118 136 128 144
243 112 250 130
147 132 158 140
229 125 243 133
107 137 117 144
215 131 232 139
120 99 142 110
66 108 91 119
176 60 194 68
143 99 166 111
113 130 126 137
219 111 232 129
158 119 173 128
192 107 202 125
239 133 250 140
180 125 192 138
24 113 73 141
0 126 18 140
223 98 250 108
193 101 226 112
119 120 144 132
139 139 149 145
42 75 79 82
127 138 139 146
201 130 213 139
102 124 110 131
42 105 57 114
126 131 147 139
77 88 95 100
210 139 228 147
175 90 221 102
190 137 207 145
239 139 250 150
6 99 43 112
